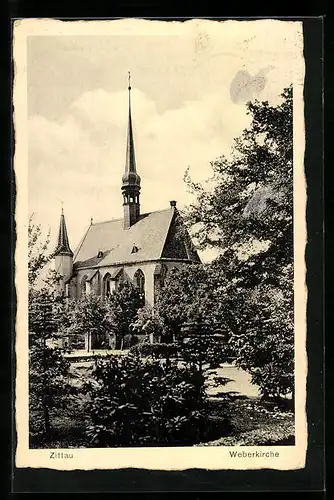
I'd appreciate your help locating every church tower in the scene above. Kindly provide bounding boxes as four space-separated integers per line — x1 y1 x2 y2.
54 207 73 289
122 72 141 229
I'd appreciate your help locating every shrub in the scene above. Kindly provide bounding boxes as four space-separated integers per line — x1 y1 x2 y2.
85 353 226 447
128 342 178 359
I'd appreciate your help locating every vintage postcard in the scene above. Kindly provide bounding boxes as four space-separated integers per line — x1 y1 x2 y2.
13 18 307 471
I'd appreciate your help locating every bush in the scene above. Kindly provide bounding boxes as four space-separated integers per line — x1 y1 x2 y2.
85 353 226 447
129 342 178 359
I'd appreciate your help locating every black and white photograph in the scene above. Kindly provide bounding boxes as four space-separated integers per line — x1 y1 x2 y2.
13 18 307 471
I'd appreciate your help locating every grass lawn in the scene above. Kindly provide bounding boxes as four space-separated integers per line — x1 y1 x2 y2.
30 360 294 449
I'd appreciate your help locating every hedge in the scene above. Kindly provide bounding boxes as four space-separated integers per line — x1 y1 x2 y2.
129 342 178 359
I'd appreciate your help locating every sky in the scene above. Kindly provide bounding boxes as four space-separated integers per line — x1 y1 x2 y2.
26 19 302 262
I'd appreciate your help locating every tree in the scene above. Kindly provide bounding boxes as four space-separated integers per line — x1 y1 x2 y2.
138 264 233 374
184 87 294 400
155 264 209 338
28 214 74 445
29 340 74 441
130 305 165 343
156 263 229 336
28 213 52 288
105 280 143 349
63 294 113 351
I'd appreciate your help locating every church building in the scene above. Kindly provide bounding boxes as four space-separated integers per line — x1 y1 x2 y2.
53 76 201 315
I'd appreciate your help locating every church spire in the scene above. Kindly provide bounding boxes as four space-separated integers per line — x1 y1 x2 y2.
54 205 73 256
122 72 141 229
124 71 138 178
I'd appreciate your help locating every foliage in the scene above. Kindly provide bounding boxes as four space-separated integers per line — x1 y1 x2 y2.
184 87 294 399
105 280 143 348
28 212 65 345
28 213 52 288
28 214 75 443
63 294 112 347
61 281 143 350
155 264 229 336
151 264 233 369
184 86 293 258
29 279 73 442
176 329 233 372
129 342 179 359
84 353 229 447
130 305 165 342
29 342 75 440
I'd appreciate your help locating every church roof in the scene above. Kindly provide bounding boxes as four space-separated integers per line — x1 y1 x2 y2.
74 208 183 269
54 209 73 256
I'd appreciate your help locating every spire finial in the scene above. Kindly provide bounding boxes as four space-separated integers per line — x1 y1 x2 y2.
128 70 131 91
61 201 64 215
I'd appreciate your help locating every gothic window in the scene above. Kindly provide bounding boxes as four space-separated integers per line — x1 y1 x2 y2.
80 275 88 297
134 269 145 305
160 264 168 288
94 271 102 295
114 270 123 291
103 273 112 298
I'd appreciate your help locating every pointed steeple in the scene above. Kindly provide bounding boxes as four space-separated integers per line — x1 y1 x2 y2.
54 206 73 256
121 72 141 229
122 72 141 188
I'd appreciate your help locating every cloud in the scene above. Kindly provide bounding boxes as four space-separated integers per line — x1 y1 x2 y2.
28 44 295 257
29 84 254 253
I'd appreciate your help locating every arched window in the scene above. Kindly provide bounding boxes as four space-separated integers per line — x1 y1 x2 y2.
134 269 145 305
94 271 102 296
80 275 88 297
103 273 112 298
160 264 168 288
114 269 123 291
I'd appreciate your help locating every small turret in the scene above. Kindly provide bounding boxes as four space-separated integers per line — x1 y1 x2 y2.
54 206 73 290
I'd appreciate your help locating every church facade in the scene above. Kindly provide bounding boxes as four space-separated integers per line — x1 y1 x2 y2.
53 77 201 338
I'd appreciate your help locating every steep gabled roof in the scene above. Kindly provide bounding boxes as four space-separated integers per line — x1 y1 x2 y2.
74 208 174 268
73 208 201 269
